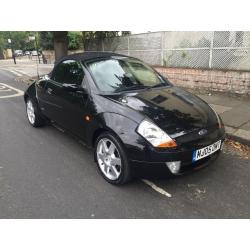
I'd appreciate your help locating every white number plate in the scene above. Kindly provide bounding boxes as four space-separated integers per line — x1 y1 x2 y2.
192 140 221 162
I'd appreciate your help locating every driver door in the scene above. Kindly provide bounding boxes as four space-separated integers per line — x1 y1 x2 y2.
41 60 89 138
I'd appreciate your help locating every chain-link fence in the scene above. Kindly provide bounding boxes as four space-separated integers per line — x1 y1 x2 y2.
84 31 250 71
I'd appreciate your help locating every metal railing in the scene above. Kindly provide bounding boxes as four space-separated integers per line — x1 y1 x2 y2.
84 31 250 71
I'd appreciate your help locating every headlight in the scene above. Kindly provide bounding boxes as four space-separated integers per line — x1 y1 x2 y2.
137 120 177 148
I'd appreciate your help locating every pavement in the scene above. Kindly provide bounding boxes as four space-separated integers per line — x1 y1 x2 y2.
0 58 53 79
196 92 250 145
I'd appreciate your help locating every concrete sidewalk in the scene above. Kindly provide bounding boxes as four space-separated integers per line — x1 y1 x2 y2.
0 58 53 78
196 92 250 145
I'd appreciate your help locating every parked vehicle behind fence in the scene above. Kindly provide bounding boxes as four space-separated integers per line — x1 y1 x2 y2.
14 50 23 57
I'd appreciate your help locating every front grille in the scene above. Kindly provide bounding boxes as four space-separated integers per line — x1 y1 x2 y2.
177 127 222 150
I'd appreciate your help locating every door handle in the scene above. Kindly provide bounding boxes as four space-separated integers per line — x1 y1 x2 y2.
47 88 53 95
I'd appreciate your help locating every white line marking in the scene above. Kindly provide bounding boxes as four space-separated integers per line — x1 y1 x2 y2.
0 83 24 99
9 70 22 77
14 69 28 76
0 88 12 92
0 68 24 77
141 179 172 198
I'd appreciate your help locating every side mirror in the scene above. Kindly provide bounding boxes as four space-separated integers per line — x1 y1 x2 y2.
44 74 50 80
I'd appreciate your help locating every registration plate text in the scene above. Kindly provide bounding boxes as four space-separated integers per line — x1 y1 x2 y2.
192 140 221 162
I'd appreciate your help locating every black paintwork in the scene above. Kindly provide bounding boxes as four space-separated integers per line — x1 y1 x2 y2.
24 52 225 172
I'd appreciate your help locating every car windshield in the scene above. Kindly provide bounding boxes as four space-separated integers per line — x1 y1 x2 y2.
86 57 168 92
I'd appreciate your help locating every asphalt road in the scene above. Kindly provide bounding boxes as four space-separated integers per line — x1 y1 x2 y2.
0 69 249 218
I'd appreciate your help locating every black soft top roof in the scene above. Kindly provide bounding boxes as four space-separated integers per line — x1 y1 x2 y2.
55 51 128 65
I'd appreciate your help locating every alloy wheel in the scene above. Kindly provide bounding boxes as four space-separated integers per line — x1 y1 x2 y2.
96 138 122 180
26 100 35 125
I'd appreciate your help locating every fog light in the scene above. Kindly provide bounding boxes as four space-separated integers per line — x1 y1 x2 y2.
166 161 181 174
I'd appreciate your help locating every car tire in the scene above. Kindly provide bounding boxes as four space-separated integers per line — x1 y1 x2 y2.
94 132 131 185
26 98 46 127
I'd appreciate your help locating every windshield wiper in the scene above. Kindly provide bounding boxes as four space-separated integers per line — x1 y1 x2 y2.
115 84 150 92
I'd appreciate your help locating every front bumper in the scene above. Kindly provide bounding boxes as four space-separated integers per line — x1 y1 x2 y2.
126 128 226 174
130 148 222 174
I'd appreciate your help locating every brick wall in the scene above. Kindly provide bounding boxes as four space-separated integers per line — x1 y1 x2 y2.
155 67 250 95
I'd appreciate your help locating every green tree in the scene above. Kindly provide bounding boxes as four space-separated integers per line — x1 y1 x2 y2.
81 31 131 51
0 34 6 51
121 31 131 36
0 32 12 50
53 31 131 60
0 31 37 52
81 31 130 40
8 32 29 50
0 35 6 58
39 31 54 50
68 31 83 50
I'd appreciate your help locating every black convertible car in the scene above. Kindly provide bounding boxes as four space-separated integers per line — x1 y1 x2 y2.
24 52 225 184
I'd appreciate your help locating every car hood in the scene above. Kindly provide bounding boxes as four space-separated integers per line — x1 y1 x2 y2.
105 86 218 137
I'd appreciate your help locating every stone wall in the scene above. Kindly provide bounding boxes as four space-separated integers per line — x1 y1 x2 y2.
155 67 250 95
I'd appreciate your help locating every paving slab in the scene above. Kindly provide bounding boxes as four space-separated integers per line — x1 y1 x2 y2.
197 95 221 104
234 129 250 142
210 96 244 108
210 104 232 114
241 122 250 131
198 94 245 108
225 126 237 135
220 104 250 128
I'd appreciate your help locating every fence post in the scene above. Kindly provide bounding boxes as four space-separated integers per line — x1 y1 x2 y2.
127 36 130 56
209 31 214 69
161 32 165 66
102 39 104 52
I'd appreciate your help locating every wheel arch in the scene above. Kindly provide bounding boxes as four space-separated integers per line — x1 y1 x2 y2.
24 82 37 103
92 126 123 148
24 92 29 102
89 111 141 163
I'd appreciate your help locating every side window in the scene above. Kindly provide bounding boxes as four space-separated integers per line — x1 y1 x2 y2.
52 60 84 85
